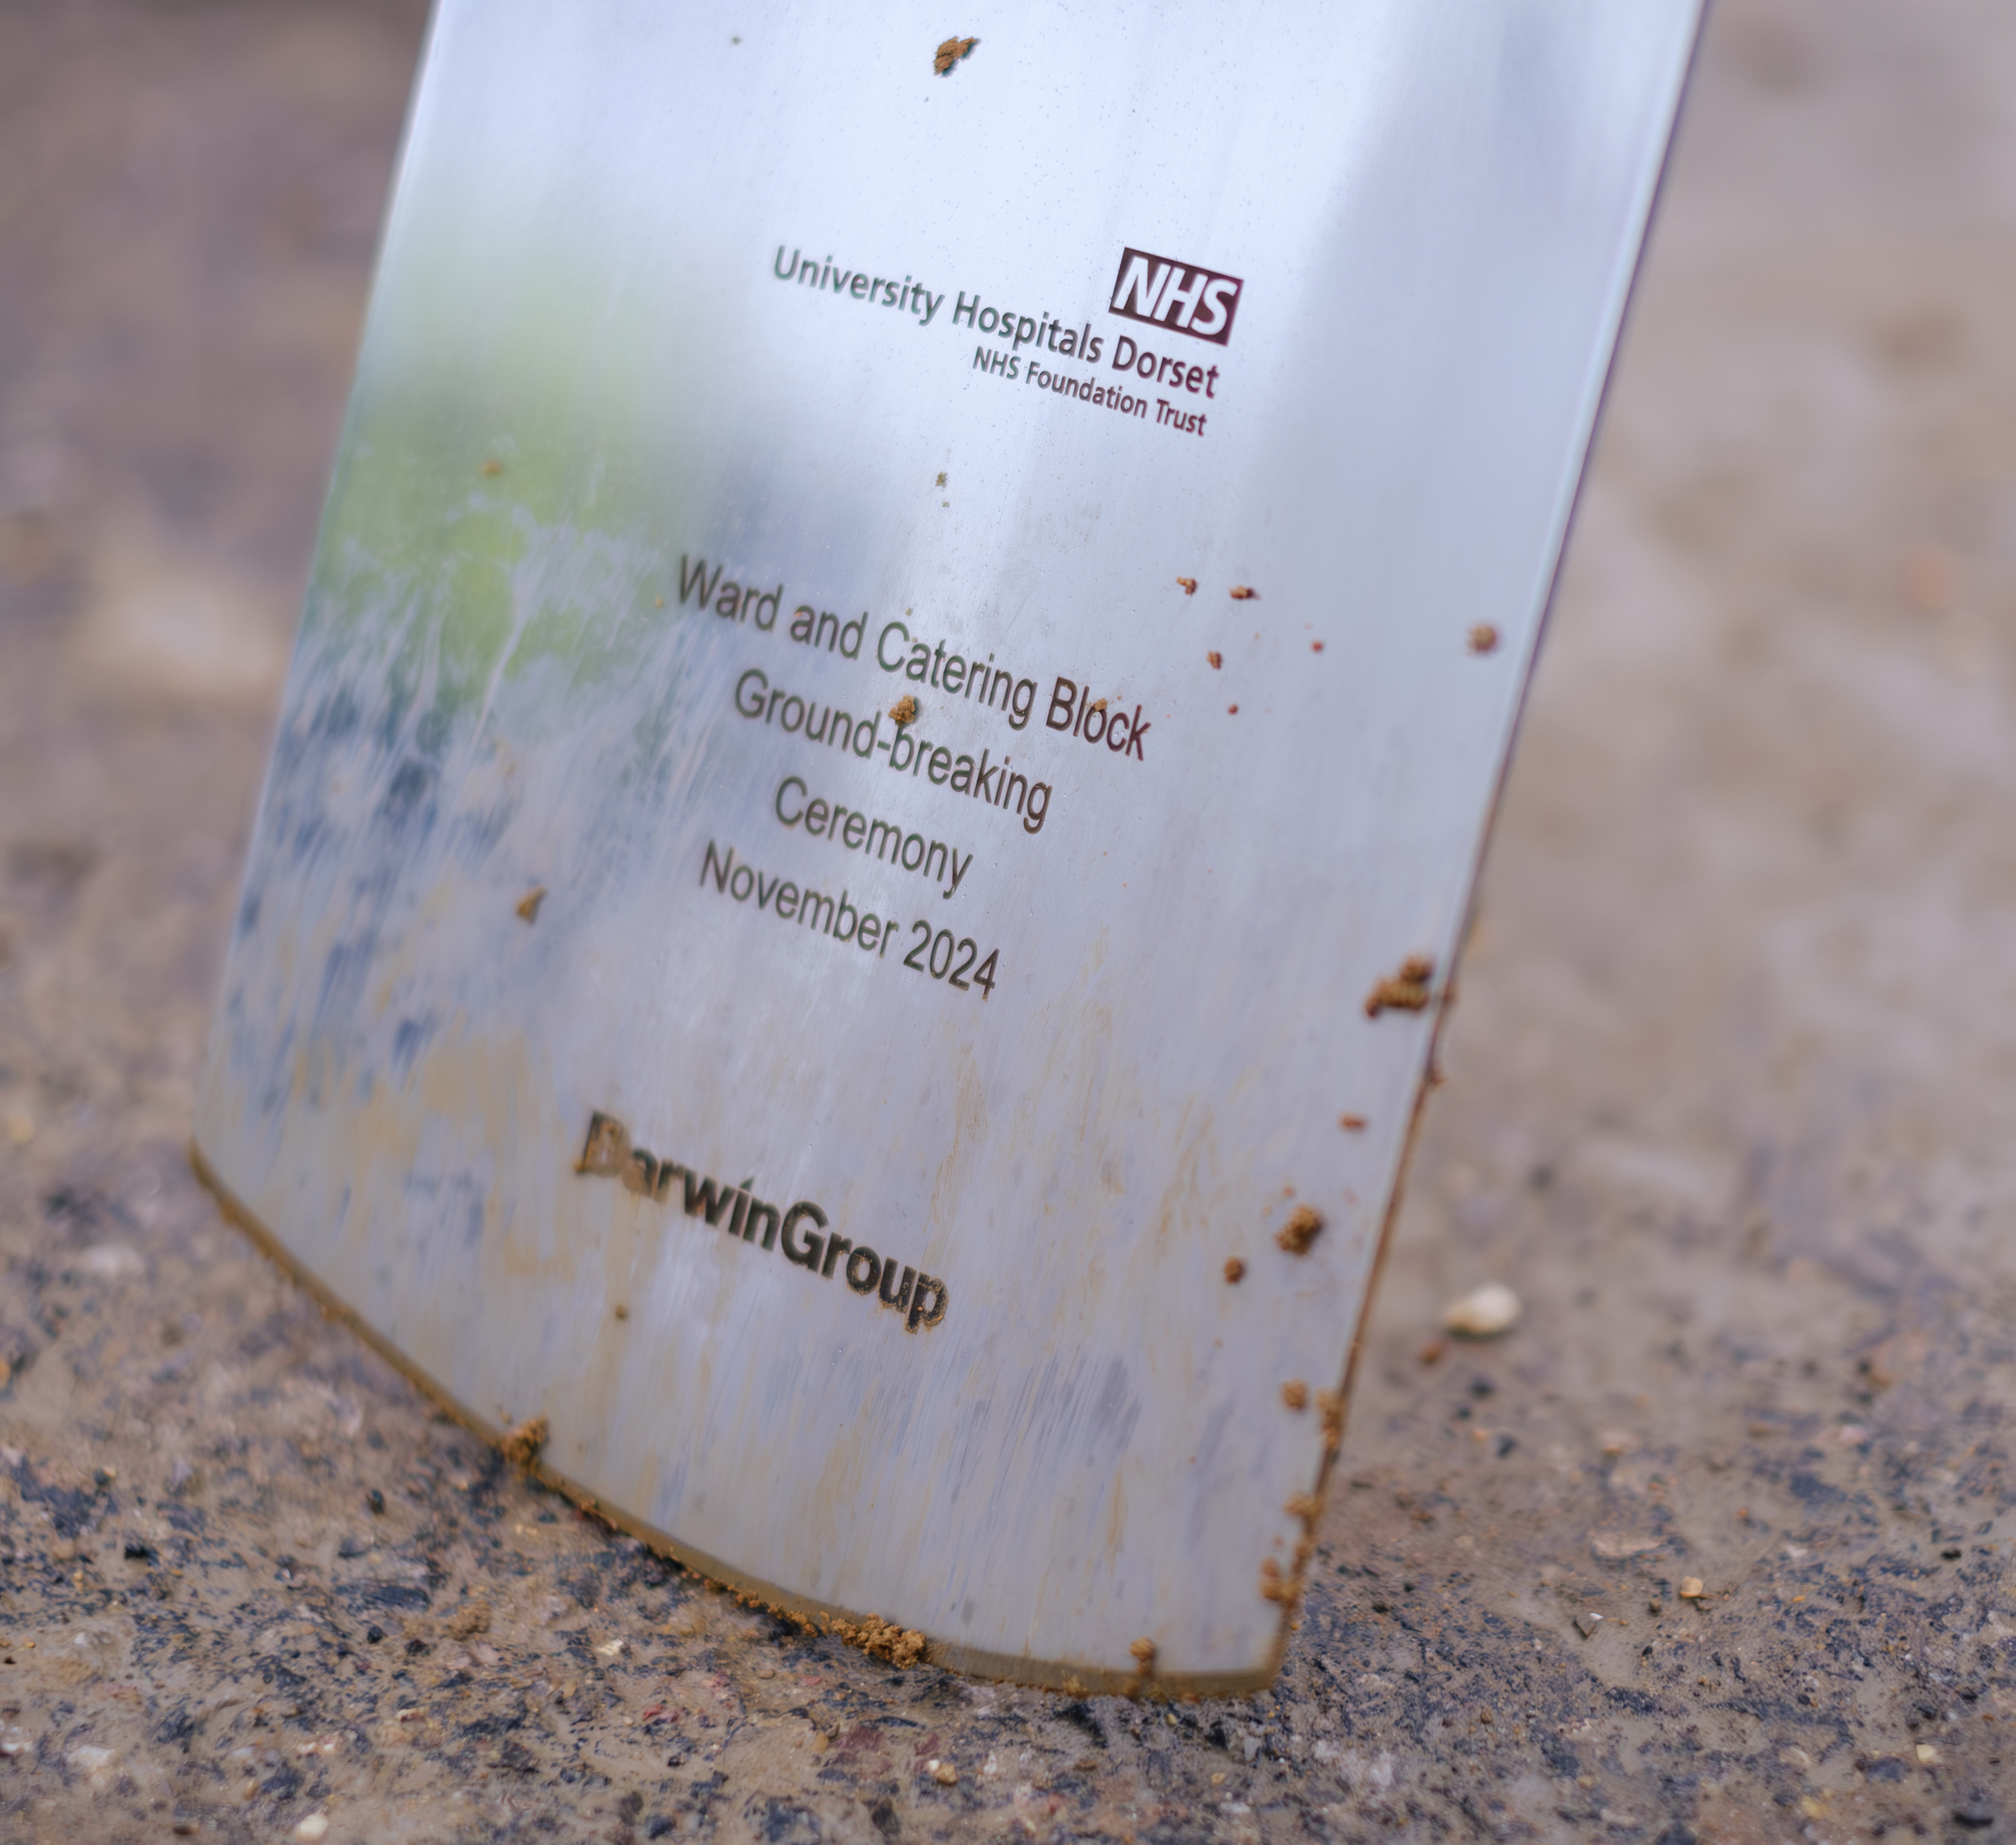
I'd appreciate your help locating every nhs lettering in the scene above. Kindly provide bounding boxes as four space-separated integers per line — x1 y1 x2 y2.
1106 247 1243 346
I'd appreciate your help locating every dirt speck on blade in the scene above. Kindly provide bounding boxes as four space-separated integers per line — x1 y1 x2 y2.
1275 1205 1324 1255
1364 956 1435 1016
827 1613 927 1668
515 885 545 922
500 1415 549 1470
889 693 918 724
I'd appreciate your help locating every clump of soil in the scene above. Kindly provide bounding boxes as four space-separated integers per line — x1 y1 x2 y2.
828 1613 927 1668
1275 1205 1324 1255
1364 956 1435 1016
500 1415 549 1469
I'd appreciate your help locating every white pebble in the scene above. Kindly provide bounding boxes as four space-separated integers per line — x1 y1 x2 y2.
296 1814 330 1842
1441 1282 1522 1337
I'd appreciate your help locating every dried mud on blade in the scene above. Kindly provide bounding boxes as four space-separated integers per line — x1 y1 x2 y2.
194 0 1703 1692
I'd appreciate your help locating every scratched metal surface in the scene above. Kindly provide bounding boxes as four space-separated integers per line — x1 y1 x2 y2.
193 0 1701 1687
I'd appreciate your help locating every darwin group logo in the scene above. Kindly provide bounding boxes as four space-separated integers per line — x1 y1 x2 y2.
1106 248 1243 346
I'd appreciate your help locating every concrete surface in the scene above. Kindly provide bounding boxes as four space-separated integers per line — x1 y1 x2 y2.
4 1 2016 1839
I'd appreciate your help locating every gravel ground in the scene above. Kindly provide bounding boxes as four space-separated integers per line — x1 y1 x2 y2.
5 2 2016 1840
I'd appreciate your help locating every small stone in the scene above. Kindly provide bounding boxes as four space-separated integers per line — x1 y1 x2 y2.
1442 1282 1521 1338
889 693 918 725
927 1758 958 1785
1955 1803 1995 1830
1574 1611 1605 1639
1916 1743 1941 1764
1223 1256 1245 1284
296 1815 331 1842
1679 1577 1705 1600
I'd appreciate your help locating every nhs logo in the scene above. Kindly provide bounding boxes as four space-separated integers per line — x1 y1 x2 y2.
1106 248 1243 346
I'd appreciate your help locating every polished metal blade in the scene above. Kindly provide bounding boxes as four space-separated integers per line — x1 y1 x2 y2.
195 0 1702 1691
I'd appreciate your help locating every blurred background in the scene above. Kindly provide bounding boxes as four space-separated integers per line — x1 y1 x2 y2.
2 2 2015 1839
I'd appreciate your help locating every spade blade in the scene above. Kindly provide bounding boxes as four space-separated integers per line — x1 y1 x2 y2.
195 0 1702 1692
